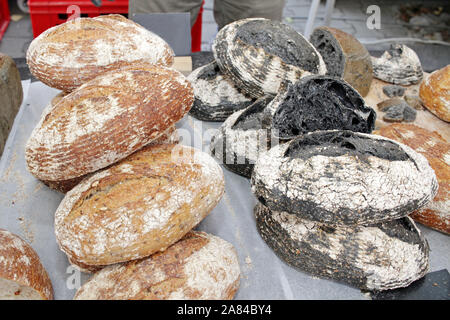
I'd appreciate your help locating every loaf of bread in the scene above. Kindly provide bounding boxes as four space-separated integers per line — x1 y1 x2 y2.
0 229 53 300
252 130 438 225
213 18 326 98
55 144 225 269
0 53 23 155
210 96 276 178
26 14 174 92
269 75 376 139
255 202 429 291
42 124 180 194
375 124 449 234
419 65 450 122
187 61 255 121
310 26 373 96
74 231 240 299
26 63 193 182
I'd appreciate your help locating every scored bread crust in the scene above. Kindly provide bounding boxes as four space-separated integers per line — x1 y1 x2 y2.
0 229 53 300
26 14 174 92
419 65 450 122
25 63 193 182
375 124 449 234
54 144 225 268
74 231 240 300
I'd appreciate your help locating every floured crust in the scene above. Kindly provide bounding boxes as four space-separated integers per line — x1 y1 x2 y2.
26 63 193 181
55 144 225 267
187 61 255 121
255 202 429 291
42 125 180 194
375 124 449 234
213 18 326 98
26 14 174 92
74 231 240 300
419 65 450 122
252 130 438 226
0 229 53 300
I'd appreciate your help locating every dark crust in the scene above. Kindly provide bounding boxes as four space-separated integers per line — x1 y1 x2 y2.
232 96 274 130
272 76 376 139
189 62 255 122
235 19 321 73
254 202 429 291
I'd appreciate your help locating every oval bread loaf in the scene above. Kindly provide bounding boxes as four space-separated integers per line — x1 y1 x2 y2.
419 65 450 122
255 202 429 291
213 18 326 98
0 229 53 300
375 124 449 234
252 130 438 225
74 231 240 300
26 63 193 182
55 144 225 268
26 14 174 92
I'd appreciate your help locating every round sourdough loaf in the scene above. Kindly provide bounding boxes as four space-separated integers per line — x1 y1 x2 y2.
25 63 193 182
251 130 438 226
0 229 53 300
213 18 326 98
26 14 174 92
269 75 376 139
41 124 180 194
73 231 240 300
254 202 429 291
210 96 276 178
187 61 255 121
419 65 450 122
375 124 449 234
310 27 373 97
55 144 225 268
371 44 423 85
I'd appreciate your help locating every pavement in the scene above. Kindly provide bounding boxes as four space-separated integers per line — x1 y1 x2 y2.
0 0 449 72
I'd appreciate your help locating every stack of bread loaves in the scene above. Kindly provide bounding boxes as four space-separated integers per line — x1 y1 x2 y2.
251 130 438 291
23 15 240 299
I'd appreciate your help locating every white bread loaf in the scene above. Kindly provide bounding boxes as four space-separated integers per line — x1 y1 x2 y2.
74 231 240 300
26 14 174 92
25 63 193 182
0 229 53 300
55 144 225 269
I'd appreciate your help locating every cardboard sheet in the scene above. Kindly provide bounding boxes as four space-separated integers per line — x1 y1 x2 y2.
0 81 448 299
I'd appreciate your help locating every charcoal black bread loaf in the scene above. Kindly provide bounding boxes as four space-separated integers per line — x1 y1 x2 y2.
254 202 429 291
210 96 277 177
269 76 376 139
213 18 326 98
251 130 438 225
187 61 255 121
309 27 373 97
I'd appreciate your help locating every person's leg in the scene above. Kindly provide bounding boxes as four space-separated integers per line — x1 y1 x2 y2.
129 0 203 27
213 0 286 30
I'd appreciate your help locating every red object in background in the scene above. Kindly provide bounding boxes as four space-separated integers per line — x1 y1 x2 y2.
29 0 203 53
0 0 11 41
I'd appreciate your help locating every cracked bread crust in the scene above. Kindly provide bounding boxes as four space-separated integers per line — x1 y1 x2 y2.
251 130 438 226
74 231 240 300
254 202 429 291
26 14 174 92
55 144 225 268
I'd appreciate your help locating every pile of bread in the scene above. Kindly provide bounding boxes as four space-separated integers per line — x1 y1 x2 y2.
2 15 242 300
188 18 449 291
